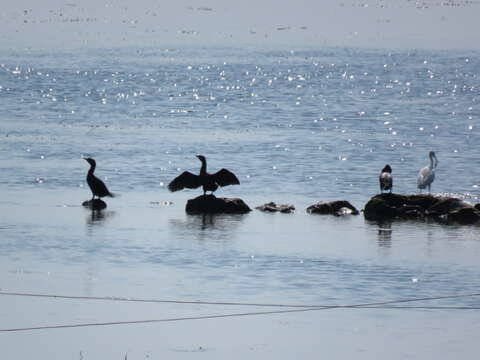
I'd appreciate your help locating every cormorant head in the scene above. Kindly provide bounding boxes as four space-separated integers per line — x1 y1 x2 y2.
196 154 206 163
84 157 96 167
382 164 392 173
429 151 438 164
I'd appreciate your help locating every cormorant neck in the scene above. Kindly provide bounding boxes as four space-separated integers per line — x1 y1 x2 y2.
429 154 434 169
199 158 207 175
88 162 96 175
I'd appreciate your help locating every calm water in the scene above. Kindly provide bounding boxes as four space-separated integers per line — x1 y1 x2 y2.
1 46 480 359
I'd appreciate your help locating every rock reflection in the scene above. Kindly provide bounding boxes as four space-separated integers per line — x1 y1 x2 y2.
377 221 392 248
86 209 115 226
169 213 247 241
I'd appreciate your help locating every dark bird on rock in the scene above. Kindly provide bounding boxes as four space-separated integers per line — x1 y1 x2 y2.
168 155 240 195
84 158 115 201
379 164 393 193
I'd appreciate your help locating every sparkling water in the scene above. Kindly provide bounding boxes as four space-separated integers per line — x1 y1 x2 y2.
0 46 479 359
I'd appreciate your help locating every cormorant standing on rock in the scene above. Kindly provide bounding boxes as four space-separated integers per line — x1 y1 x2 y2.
379 164 393 193
418 151 438 193
168 155 240 195
84 158 115 201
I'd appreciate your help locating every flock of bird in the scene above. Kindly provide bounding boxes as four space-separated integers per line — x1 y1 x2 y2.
84 151 439 203
379 151 438 194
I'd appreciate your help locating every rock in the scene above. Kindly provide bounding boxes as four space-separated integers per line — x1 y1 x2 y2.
363 196 398 220
426 197 472 216
185 194 251 214
363 193 478 224
255 202 295 213
82 199 107 210
475 204 480 212
397 204 425 219
307 200 359 216
447 207 480 224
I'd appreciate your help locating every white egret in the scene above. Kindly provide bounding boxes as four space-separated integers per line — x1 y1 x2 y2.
417 151 438 192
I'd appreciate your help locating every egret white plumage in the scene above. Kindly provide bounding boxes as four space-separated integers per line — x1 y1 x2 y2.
379 164 393 193
168 155 240 195
417 151 438 193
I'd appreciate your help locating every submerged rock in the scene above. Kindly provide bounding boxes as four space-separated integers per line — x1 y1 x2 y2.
363 193 479 224
185 194 251 214
255 202 295 213
82 198 107 210
307 200 359 216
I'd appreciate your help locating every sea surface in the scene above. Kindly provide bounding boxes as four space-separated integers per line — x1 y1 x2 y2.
0 46 479 359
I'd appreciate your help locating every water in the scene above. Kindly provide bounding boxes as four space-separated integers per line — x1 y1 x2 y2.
1 46 480 359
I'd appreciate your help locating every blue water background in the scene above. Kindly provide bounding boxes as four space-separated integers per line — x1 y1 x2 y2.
0 46 479 359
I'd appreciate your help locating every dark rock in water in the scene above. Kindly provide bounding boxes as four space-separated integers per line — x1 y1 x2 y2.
363 196 398 219
307 200 359 216
364 193 478 224
426 197 472 217
447 207 480 224
255 202 295 213
185 194 251 214
82 199 107 210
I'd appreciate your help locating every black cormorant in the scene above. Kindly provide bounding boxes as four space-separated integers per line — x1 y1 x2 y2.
168 155 240 195
84 158 115 201
379 164 393 193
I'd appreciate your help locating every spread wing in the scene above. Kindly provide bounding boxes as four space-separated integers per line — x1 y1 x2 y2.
212 168 240 187
168 171 201 192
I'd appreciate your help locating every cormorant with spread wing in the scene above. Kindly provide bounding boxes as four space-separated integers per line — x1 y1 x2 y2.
84 157 115 201
168 155 240 195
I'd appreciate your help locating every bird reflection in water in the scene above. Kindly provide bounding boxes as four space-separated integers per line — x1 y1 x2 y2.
169 213 246 241
377 221 392 248
86 209 115 226
199 214 215 230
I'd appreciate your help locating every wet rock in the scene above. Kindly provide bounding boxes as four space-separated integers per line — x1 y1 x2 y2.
185 194 251 214
447 207 480 224
364 193 478 224
307 200 359 216
363 196 398 219
255 202 295 213
426 197 472 216
82 198 107 210
397 204 425 219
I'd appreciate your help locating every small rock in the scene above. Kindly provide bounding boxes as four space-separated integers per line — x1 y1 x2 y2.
185 194 251 214
82 199 107 210
255 202 295 213
307 200 359 216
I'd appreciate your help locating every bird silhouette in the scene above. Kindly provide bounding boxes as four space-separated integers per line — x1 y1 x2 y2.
84 158 115 201
379 164 393 193
417 151 438 193
168 155 240 195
